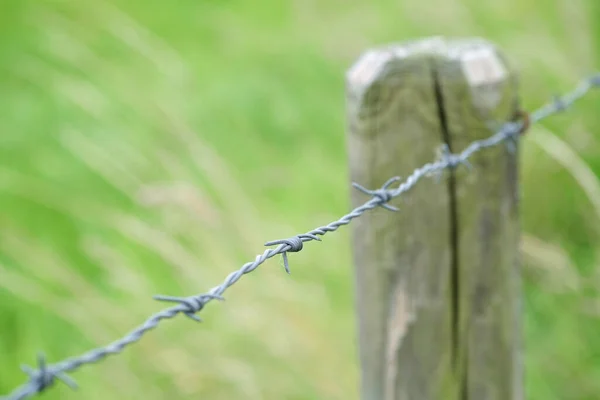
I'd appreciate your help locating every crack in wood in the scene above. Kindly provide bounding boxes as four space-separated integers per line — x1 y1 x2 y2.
431 60 466 400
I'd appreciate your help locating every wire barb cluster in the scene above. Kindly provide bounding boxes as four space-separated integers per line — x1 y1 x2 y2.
352 176 402 212
264 234 322 274
22 354 76 392
153 293 226 322
1 74 598 400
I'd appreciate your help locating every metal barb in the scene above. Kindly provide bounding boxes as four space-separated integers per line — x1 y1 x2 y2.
352 176 401 212
499 121 523 154
153 294 225 322
439 144 473 170
20 353 77 396
2 73 597 400
552 94 568 112
264 234 322 274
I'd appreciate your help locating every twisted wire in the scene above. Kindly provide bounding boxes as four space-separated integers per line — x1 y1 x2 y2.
2 73 598 400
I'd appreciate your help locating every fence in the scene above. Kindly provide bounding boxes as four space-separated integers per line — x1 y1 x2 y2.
1 36 598 400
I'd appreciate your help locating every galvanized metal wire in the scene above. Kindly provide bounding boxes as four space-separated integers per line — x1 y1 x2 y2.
1 74 598 400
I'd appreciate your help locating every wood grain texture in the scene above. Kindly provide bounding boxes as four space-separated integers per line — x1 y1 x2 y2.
346 37 457 400
347 37 521 400
432 38 521 400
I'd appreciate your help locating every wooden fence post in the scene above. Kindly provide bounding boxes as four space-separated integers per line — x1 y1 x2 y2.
346 37 521 400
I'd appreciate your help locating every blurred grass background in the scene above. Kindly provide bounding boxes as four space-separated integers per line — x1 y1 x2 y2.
0 0 599 399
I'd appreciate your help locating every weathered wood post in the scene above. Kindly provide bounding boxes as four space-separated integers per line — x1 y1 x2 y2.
346 37 521 400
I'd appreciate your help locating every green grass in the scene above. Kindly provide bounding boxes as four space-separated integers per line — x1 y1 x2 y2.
0 0 599 399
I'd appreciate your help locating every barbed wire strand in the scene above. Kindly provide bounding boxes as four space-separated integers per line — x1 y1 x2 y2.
2 74 599 400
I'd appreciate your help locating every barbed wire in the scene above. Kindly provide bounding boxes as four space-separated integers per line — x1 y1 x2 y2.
2 73 599 400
